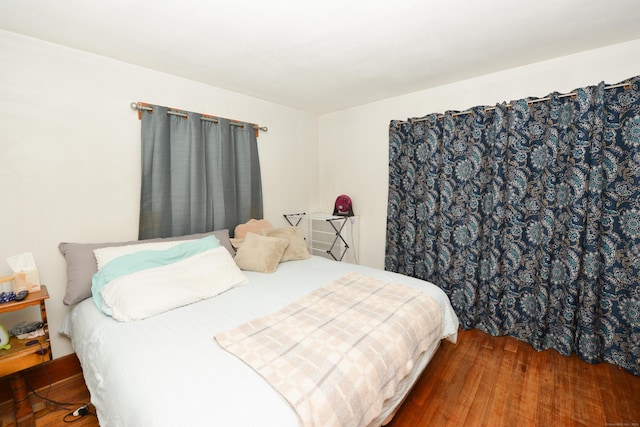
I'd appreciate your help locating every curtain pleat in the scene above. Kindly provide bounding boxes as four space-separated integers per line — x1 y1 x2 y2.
386 76 640 375
139 105 263 240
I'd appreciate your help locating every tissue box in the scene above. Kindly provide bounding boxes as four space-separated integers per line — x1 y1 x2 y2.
14 272 40 293
6 252 41 293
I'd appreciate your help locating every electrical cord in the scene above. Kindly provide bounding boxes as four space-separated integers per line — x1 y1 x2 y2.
23 340 96 423
62 403 97 423
25 341 73 409
27 372 96 423
26 377 87 410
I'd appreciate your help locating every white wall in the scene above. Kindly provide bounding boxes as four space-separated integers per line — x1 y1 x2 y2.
319 39 640 269
0 30 319 358
3 27 640 360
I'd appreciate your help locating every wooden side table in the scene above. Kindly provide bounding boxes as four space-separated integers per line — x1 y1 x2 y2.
0 286 50 427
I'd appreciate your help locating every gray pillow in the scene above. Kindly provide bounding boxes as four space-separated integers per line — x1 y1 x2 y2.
59 229 235 305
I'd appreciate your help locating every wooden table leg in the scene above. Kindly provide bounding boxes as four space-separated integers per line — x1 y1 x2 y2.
8 372 35 427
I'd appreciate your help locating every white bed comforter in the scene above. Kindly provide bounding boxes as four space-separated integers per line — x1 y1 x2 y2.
61 256 459 427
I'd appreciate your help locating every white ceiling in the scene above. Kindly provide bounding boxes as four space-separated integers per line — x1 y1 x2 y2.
2 0 640 114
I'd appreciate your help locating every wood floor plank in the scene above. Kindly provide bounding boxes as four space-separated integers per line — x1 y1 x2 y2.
464 340 502 426
498 339 527 427
555 349 573 426
517 344 542 426
454 342 485 424
493 339 518 427
570 354 604 427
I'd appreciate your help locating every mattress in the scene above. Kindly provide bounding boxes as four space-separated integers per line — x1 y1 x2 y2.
61 256 459 427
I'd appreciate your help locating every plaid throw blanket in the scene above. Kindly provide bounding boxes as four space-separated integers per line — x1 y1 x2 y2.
214 272 442 427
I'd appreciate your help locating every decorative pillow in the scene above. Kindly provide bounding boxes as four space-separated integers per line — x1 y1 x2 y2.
234 219 273 238
229 238 244 250
261 227 309 262
233 233 289 273
59 229 235 305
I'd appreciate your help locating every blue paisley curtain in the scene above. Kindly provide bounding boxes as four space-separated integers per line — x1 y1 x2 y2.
386 76 640 375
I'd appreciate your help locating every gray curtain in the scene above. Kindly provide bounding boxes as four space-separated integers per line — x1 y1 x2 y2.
139 104 263 239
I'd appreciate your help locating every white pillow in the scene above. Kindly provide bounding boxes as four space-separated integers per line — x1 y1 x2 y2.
99 247 249 321
94 240 188 270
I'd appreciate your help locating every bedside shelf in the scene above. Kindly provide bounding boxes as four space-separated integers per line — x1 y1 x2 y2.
0 285 50 426
0 336 50 377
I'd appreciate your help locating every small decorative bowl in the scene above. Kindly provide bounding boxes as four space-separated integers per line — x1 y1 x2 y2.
15 290 28 301
0 292 15 304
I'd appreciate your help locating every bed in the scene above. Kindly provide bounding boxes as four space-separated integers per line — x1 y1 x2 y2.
59 228 459 427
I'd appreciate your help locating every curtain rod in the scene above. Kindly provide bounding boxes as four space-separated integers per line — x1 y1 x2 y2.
130 102 268 135
394 81 631 126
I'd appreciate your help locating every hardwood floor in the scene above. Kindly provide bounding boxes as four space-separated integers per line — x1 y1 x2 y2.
389 328 640 427
1 328 638 426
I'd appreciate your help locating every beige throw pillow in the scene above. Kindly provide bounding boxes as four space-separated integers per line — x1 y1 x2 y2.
233 233 289 273
229 238 244 250
261 227 310 262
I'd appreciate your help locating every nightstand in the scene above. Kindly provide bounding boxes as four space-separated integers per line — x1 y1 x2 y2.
0 285 50 427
